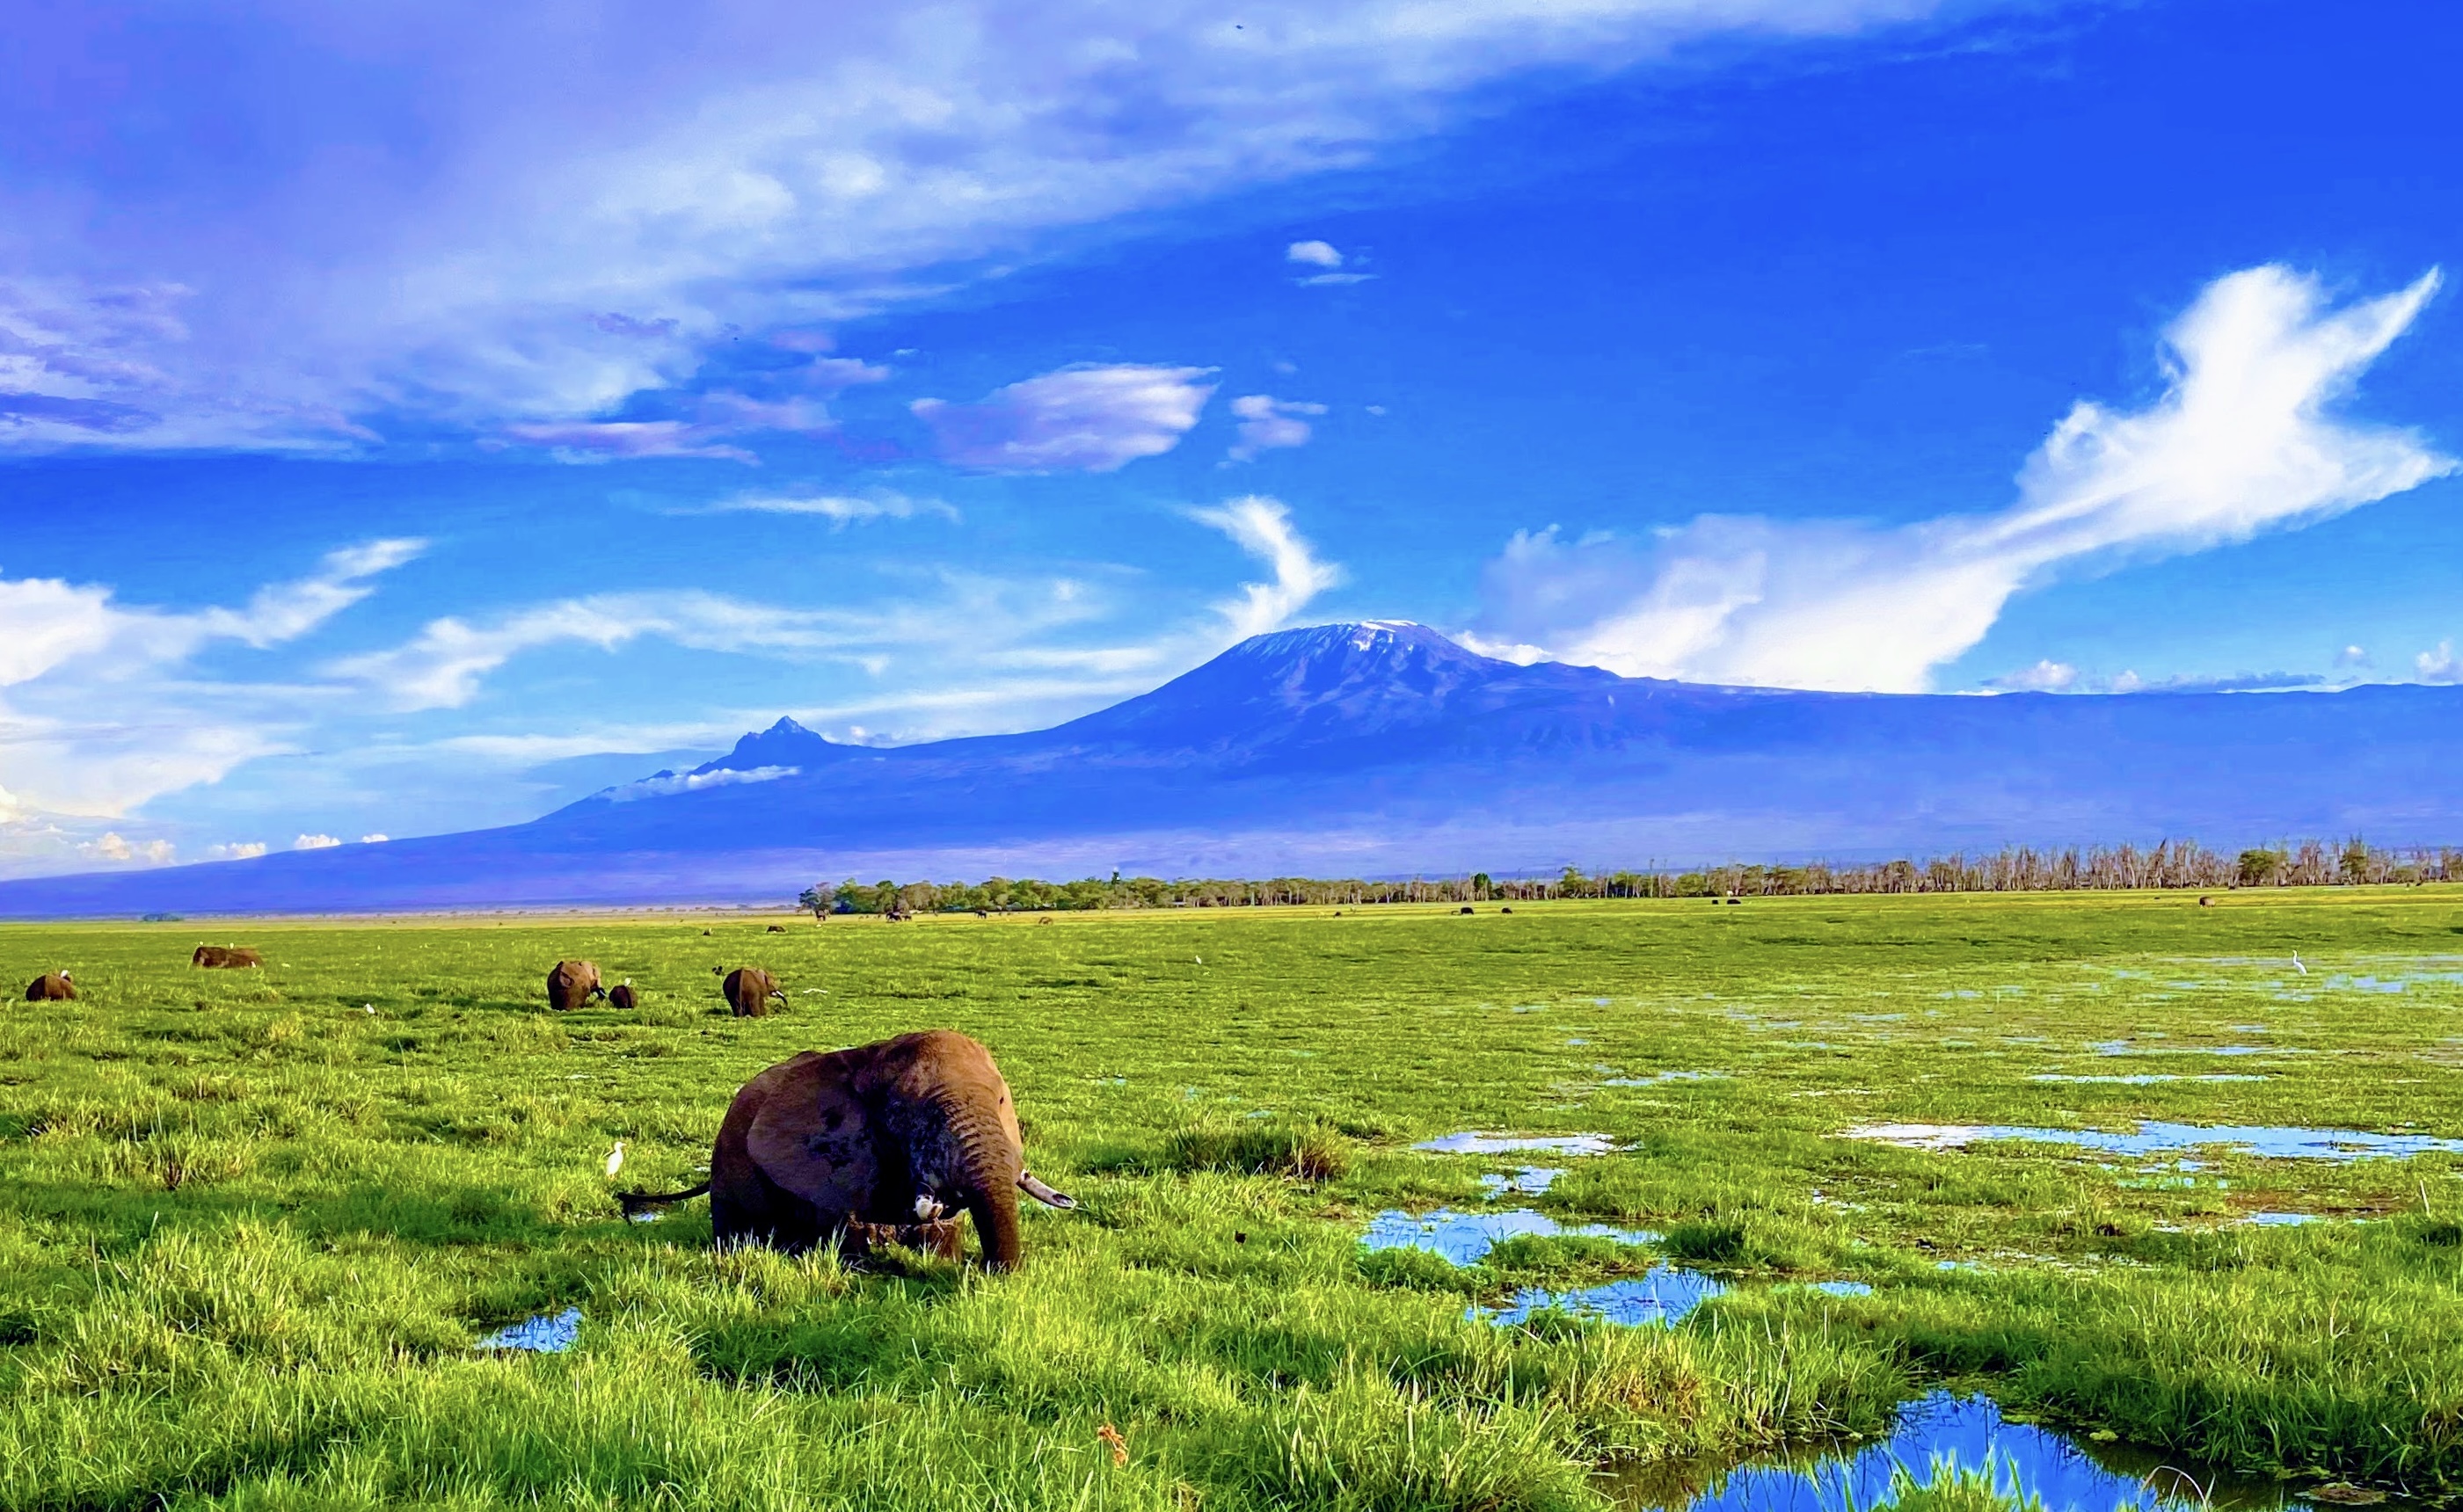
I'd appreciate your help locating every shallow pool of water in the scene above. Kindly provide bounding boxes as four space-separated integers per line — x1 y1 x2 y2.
1846 1122 2463 1161
1361 1207 1658 1266
2032 1073 2269 1084
1603 1071 1725 1087
1481 1266 1725 1327
1602 1391 2342 1512
1415 1131 1616 1156
476 1307 581 1353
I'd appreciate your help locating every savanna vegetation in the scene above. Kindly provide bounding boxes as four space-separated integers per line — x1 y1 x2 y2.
4 889 2463 1508
806 837 2463 915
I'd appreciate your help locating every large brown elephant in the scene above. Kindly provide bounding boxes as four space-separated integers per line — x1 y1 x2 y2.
25 971 75 1000
723 967 785 1017
546 960 607 1012
193 945 262 969
619 1030 1075 1269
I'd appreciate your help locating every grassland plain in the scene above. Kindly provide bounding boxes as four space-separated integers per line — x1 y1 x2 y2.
4 890 2463 1510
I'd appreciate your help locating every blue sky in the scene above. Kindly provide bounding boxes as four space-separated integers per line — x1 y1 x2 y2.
2 0 2459 876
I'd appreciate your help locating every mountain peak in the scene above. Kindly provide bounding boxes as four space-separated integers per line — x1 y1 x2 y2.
696 714 851 774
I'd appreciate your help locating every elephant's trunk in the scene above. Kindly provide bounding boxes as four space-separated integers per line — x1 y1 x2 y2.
942 1094 1024 1271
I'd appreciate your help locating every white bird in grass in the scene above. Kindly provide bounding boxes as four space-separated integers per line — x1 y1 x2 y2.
363 1003 376 1014
914 1195 946 1221
605 1141 625 1179
2292 952 2307 976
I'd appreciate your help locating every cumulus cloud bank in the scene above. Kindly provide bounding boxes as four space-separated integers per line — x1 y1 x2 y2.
913 364 1215 472
1476 266 2450 691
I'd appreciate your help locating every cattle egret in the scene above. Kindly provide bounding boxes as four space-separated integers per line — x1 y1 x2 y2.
1195 956 1203 964
363 1003 376 1014
914 1195 945 1221
2292 952 2307 976
605 1142 625 1178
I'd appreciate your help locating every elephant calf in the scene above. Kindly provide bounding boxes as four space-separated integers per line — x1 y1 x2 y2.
26 971 75 1001
723 967 785 1017
546 960 607 1013
619 1030 1075 1270
608 980 638 1011
192 945 262 969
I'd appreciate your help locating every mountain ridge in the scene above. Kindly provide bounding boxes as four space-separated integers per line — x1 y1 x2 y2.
1 621 2456 916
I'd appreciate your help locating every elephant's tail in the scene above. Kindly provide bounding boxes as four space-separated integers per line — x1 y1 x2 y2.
617 1181 710 1218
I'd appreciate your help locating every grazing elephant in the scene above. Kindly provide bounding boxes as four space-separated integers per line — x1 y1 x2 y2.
546 960 607 1013
766 923 787 933
193 945 263 969
723 967 785 1017
26 971 75 1001
608 980 638 1011
619 1030 1075 1269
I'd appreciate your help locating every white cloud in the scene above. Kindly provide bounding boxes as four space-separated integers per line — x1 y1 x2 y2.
704 490 958 527
1989 659 2078 692
360 833 390 843
292 833 343 850
2335 643 2370 668
1227 394 1328 461
1476 266 2450 691
0 1 1966 454
207 841 270 861
1191 496 1346 639
913 364 1215 472
79 832 176 866
1287 240 1344 268
602 765 801 802
2419 642 2460 684
0 541 423 820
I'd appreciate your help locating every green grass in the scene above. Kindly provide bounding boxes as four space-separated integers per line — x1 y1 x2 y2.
4 890 2463 1508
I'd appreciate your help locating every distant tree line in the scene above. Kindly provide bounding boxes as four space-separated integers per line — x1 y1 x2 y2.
793 839 2463 915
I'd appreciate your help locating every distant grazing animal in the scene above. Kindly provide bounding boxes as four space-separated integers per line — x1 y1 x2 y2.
2198 896 2214 907
616 1029 1075 1269
885 906 912 922
724 967 786 1017
192 945 263 969
26 970 75 1001
1035 916 1054 927
608 981 638 1011
1724 898 1742 906
546 960 608 1013
1459 905 1474 914
1500 906 1512 914
767 924 787 933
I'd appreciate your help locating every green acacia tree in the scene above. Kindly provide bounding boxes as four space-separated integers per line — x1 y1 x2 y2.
796 883 834 920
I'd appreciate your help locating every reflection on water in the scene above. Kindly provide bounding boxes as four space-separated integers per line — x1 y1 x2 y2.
1847 1122 2463 1161
1415 1131 1616 1155
1361 1207 1658 1266
476 1307 582 1353
1482 1265 1726 1327
1603 1391 2340 1512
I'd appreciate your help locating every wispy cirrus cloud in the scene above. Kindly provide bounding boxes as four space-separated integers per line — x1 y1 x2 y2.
0 0 1971 453
1192 495 1347 639
701 489 958 527
1476 266 2450 691
913 364 1216 472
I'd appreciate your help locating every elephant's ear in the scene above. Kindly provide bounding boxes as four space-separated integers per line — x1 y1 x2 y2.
745 1062 878 1209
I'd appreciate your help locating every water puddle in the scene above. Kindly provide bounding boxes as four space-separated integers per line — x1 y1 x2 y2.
1361 1207 1659 1266
1603 1390 2343 1512
1604 1071 1726 1087
476 1307 581 1353
1800 1280 1874 1297
1845 1122 2463 1161
1481 1167 1565 1196
2248 1211 2321 1226
1481 1266 1725 1328
1414 1131 1616 1156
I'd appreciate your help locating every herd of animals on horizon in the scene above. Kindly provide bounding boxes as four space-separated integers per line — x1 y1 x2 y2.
18 932 1077 1273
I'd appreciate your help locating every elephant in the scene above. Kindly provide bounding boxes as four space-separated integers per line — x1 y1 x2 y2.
192 945 263 969
547 960 607 1013
723 967 785 1017
608 980 638 1011
26 971 75 1001
766 923 787 933
618 1029 1075 1270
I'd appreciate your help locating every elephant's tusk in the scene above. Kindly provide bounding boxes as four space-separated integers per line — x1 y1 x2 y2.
1018 1171 1077 1209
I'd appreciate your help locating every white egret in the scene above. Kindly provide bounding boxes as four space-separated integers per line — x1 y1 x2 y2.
914 1195 946 1221
2292 951 2307 976
605 1141 625 1178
